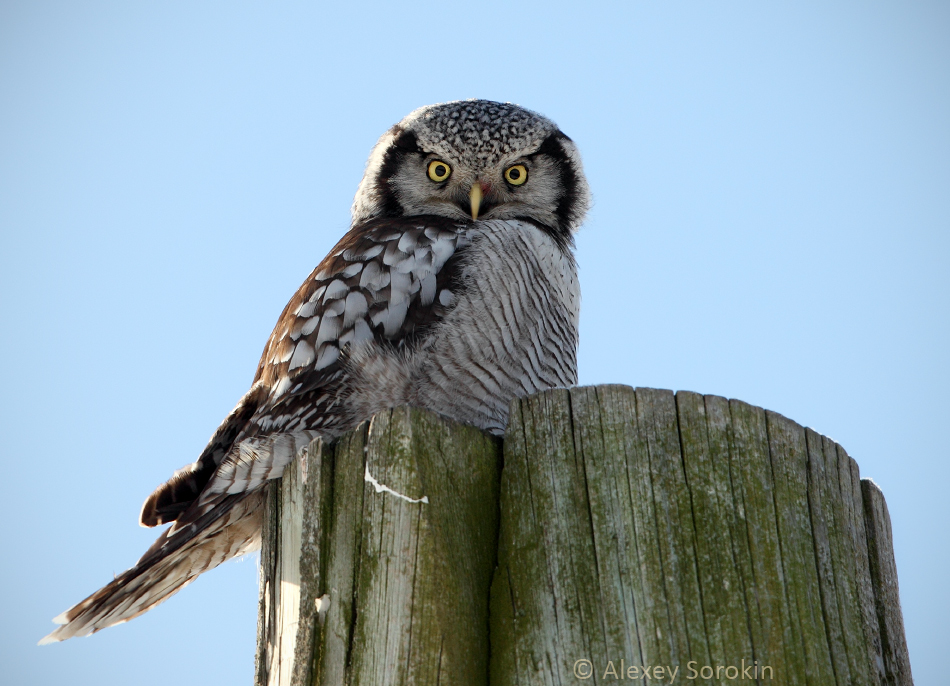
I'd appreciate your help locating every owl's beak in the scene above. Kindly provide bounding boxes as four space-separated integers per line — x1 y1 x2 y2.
469 183 482 221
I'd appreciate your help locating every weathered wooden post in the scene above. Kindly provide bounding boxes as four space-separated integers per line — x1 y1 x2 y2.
254 406 501 686
255 385 913 686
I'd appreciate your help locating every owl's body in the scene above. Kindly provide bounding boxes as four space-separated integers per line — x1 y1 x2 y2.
42 100 589 643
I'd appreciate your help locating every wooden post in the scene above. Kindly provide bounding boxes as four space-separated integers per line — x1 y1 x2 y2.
256 385 913 686
254 406 501 686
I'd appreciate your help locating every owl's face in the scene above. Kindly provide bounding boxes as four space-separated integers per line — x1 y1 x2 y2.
351 100 590 244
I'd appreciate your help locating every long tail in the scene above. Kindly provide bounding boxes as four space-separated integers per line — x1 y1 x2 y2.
39 490 264 644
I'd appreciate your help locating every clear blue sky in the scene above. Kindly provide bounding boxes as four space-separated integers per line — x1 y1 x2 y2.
1 2 946 683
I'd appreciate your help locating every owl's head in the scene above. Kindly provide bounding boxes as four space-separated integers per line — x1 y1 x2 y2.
351 100 591 243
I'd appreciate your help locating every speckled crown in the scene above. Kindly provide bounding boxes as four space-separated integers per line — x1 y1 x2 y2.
400 99 558 167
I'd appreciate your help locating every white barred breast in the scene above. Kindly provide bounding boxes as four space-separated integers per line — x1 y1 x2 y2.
416 219 579 434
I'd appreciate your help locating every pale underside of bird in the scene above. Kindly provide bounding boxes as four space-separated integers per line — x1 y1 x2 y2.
41 99 591 643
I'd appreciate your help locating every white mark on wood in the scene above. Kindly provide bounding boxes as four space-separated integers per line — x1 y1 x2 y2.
363 463 429 504
315 594 331 616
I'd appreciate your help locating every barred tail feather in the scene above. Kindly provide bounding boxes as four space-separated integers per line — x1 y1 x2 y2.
40 491 264 644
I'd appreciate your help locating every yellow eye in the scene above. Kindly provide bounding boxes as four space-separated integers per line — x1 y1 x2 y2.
427 160 452 183
504 164 528 186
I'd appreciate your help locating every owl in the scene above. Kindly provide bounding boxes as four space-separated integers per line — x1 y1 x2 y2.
41 99 590 643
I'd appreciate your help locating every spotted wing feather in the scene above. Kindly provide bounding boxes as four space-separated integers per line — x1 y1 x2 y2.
194 216 469 505
143 215 468 529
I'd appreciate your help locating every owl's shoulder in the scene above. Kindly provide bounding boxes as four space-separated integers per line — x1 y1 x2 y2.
254 216 470 390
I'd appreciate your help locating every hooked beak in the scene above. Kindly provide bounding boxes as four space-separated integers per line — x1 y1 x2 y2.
469 183 482 221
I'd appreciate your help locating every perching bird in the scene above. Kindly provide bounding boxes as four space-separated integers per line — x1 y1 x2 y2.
41 99 590 643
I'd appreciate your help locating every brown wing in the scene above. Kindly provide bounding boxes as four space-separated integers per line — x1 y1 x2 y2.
140 215 470 528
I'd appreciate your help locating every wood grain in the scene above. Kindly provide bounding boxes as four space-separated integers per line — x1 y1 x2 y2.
256 386 913 686
256 407 500 686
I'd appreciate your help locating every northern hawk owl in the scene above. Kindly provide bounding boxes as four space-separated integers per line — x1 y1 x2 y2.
42 99 590 643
